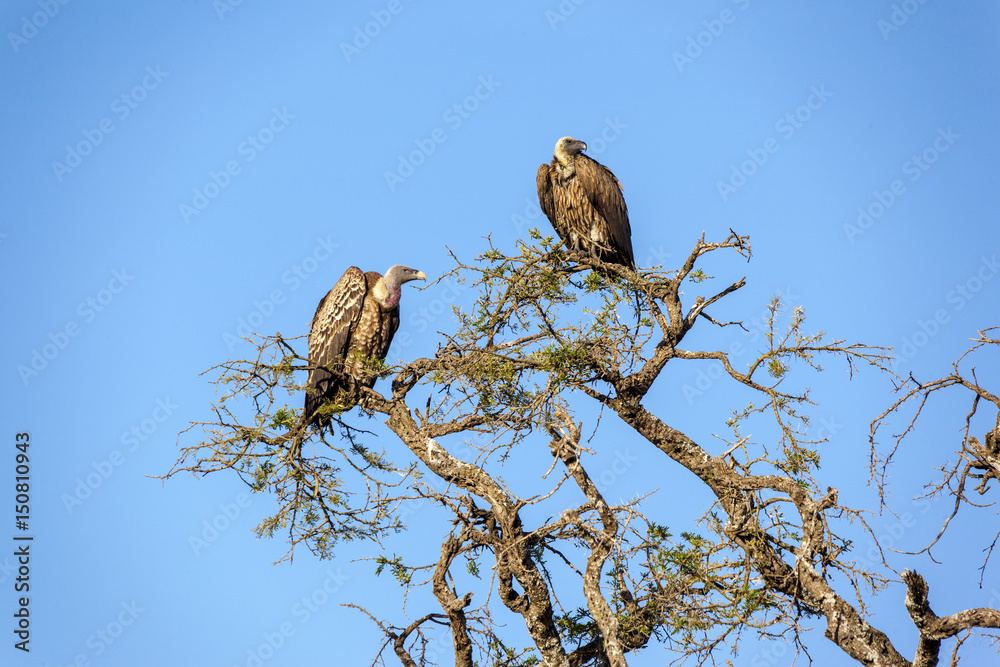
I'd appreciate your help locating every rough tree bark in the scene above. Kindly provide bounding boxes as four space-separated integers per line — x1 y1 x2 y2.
162 234 1000 666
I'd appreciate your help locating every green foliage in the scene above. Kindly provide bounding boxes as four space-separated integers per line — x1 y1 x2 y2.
165 230 904 664
720 297 857 482
466 553 481 579
486 640 540 667
255 513 285 540
251 460 273 492
766 358 788 379
688 268 710 283
425 234 662 433
269 405 296 430
374 554 412 585
555 606 599 643
640 524 780 645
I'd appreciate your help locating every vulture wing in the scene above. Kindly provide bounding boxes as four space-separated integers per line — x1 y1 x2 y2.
574 154 634 269
305 266 368 419
536 163 557 225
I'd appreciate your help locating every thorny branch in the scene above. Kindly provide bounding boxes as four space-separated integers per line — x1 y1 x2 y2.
163 234 999 666
870 329 1000 573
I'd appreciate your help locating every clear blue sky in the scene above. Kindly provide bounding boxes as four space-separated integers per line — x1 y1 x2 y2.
2 2 999 665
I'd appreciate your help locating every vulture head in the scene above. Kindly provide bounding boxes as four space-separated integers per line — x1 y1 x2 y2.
377 265 426 309
554 136 588 163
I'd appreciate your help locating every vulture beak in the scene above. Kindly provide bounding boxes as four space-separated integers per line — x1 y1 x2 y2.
579 140 588 153
414 270 427 281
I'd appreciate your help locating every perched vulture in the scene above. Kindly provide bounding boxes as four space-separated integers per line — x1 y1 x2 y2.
536 136 635 269
304 265 425 421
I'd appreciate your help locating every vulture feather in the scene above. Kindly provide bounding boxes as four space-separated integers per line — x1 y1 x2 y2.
304 265 425 421
536 136 635 269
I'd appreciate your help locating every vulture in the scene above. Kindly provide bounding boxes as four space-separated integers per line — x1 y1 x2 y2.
304 265 425 421
536 136 635 269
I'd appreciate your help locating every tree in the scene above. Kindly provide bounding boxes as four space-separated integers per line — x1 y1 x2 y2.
162 230 1000 666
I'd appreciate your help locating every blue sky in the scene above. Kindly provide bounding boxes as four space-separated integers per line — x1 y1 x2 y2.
2 1 999 665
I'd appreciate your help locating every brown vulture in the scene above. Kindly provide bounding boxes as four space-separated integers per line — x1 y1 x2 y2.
536 136 635 269
304 265 425 420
